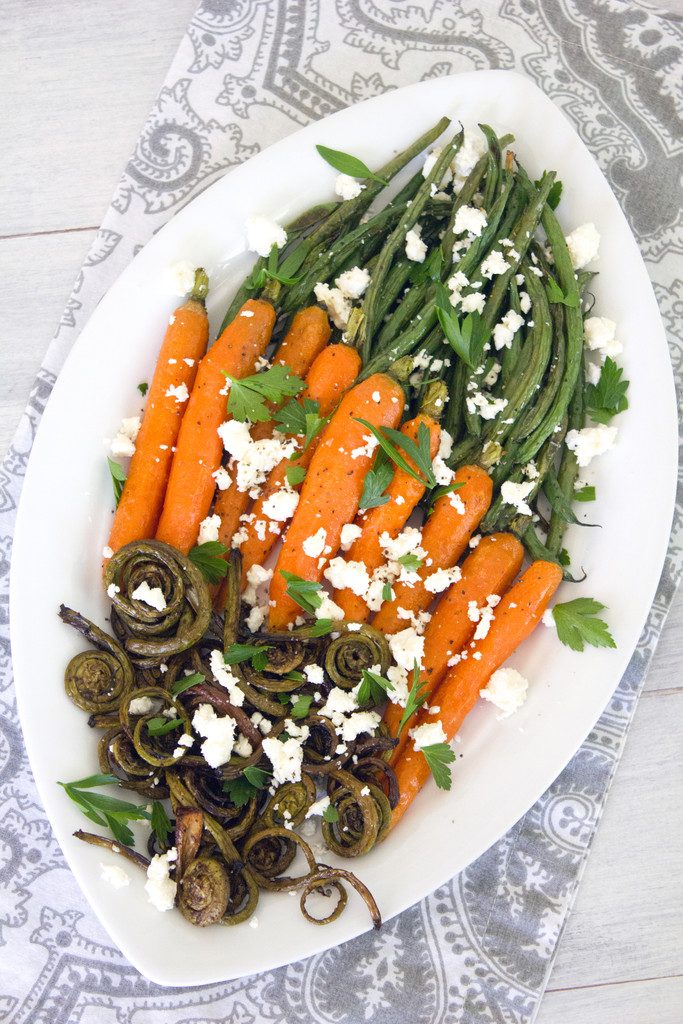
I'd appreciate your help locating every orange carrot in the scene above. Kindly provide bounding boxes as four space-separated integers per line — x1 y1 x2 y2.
384 532 524 759
269 373 405 629
106 271 210 556
239 344 362 586
372 465 493 634
155 299 275 553
390 560 563 828
333 413 441 623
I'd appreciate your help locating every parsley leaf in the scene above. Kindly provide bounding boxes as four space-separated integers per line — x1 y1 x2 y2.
535 175 563 210
546 277 580 307
421 743 456 790
381 581 393 603
222 775 258 808
552 598 616 652
356 668 394 707
280 570 323 615
427 481 463 513
58 776 150 847
150 801 173 848
435 283 491 368
170 672 205 696
584 357 629 424
225 364 305 423
574 485 596 502
323 803 340 823
275 397 328 455
410 246 443 286
398 552 422 572
359 449 394 510
354 418 436 488
397 662 429 737
290 694 313 719
559 548 571 567
286 463 307 486
146 716 183 737
137 381 148 397
244 766 271 788
302 618 335 638
224 643 272 672
188 541 228 584
316 144 388 185
107 458 126 506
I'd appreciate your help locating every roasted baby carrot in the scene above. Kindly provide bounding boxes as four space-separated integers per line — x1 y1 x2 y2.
106 270 210 556
384 532 524 759
155 299 275 553
239 344 362 586
372 465 493 634
269 372 405 629
390 560 563 828
333 409 442 623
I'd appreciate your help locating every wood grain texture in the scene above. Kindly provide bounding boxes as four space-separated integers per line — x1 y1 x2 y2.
1 4 681 1020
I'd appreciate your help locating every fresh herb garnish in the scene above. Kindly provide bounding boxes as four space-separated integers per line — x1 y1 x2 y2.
354 418 437 488
435 283 491 367
322 803 340 823
303 618 335 638
170 672 205 696
222 766 271 806
283 670 306 683
552 598 616 652
381 581 393 603
150 800 173 848
290 694 314 719
247 245 302 290
356 668 394 707
107 458 126 506
137 381 149 397
397 552 423 572
410 246 443 285
224 363 305 423
545 277 579 307
224 642 272 672
397 662 429 737
358 449 394 510
427 481 463 513
280 570 323 615
286 463 307 486
275 397 327 453
421 743 456 790
146 716 184 737
58 774 150 847
535 175 563 210
574 485 596 502
559 548 571 567
584 357 629 423
315 144 388 185
188 541 228 584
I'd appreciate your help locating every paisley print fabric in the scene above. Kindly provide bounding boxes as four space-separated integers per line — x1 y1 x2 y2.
1 2 681 1020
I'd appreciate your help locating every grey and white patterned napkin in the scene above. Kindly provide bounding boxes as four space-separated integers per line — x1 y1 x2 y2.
1 3 681 1021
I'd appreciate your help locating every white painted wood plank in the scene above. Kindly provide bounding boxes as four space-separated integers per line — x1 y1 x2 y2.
537 975 683 1024
1 0 197 236
544 690 683 990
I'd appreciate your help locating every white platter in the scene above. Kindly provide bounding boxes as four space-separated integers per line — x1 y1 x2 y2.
10 71 677 987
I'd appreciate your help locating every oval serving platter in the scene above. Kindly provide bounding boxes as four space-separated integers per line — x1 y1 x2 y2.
10 70 677 986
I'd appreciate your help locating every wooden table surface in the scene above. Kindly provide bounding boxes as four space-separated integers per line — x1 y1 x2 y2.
3 3 681 1020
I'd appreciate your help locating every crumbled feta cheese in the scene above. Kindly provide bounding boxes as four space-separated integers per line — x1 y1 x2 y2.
262 734 306 785
451 128 487 186
314 282 351 329
449 491 466 514
466 392 508 420
315 594 345 621
145 848 178 911
102 545 114 559
100 863 130 889
197 513 221 545
192 704 236 768
388 627 425 672
493 310 525 351
500 480 535 516
110 416 141 458
380 526 423 562
212 466 231 491
565 222 600 269
305 795 331 818
469 533 481 549
565 425 617 467
303 528 327 558
335 174 364 200
324 557 370 596
584 316 622 359
107 583 120 599
246 215 287 257
217 419 252 460
165 383 189 404
483 362 501 388
438 428 453 461
372 390 381 403
480 250 508 279
246 604 267 632
405 224 427 263
519 291 531 314
208 649 244 707
454 205 488 237
304 663 324 687
480 667 529 718
410 720 447 750
341 710 380 742
162 260 195 296
336 266 370 300
233 734 253 758
542 608 556 628
130 580 167 611
128 695 156 716
424 566 461 594
585 360 602 386
351 433 379 460
262 487 299 522
340 522 362 552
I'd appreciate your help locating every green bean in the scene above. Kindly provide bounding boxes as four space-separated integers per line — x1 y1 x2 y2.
501 279 523 385
514 300 567 439
546 361 585 554
442 361 463 441
480 125 501 210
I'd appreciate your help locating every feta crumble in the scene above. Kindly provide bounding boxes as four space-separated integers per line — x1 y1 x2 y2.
197 513 221 545
145 848 178 911
565 222 600 269
165 382 189 404
340 523 362 551
314 282 351 329
162 261 195 296
212 466 232 491
454 205 488 237
130 580 167 612
335 174 364 200
100 863 130 889
565 425 617 467
192 703 236 768
410 720 447 750
246 215 287 257
584 316 622 359
480 667 529 718
262 734 307 785
324 557 370 597
405 224 427 263
110 416 141 458
262 487 299 522
336 265 370 300
303 527 327 558
500 480 535 516
480 250 508 279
